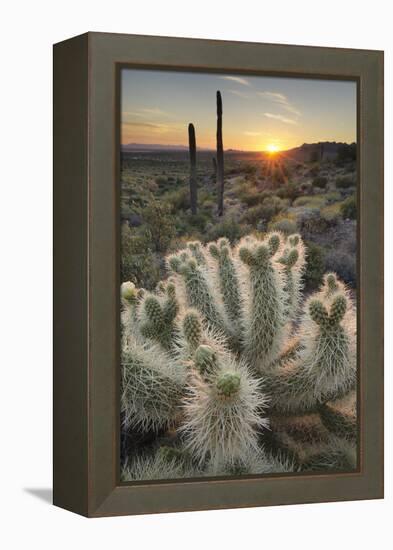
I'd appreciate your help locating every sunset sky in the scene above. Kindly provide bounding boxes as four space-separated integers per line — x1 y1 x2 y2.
121 69 357 152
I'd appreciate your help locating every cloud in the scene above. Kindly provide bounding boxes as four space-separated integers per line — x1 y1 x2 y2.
228 89 250 99
258 91 301 117
264 113 297 125
122 121 181 134
244 131 262 136
123 108 172 119
220 75 250 86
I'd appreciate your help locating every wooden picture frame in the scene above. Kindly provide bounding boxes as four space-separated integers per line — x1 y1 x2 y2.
53 32 384 517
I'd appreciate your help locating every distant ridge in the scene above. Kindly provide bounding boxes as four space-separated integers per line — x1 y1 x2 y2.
122 143 214 152
280 141 356 162
121 141 356 159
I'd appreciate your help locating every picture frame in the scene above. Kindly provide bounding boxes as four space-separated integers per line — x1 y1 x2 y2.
53 32 384 517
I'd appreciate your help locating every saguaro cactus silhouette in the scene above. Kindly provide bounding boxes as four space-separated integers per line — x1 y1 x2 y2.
121 232 357 480
216 91 224 216
188 123 197 215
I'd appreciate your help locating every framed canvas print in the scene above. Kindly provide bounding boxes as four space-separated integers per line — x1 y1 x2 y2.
53 32 384 517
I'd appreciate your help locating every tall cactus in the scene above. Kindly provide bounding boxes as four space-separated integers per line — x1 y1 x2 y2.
188 123 197 215
216 91 224 216
121 231 357 480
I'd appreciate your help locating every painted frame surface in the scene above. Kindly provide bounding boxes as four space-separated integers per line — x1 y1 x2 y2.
53 32 383 517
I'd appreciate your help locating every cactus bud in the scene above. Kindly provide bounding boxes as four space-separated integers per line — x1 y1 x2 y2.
209 243 219 259
268 233 281 256
239 247 255 266
288 234 300 247
121 281 137 303
216 372 241 399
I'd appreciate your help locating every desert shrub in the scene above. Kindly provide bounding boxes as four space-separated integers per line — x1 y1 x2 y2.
325 249 356 287
241 196 285 225
187 212 210 232
312 176 328 189
325 192 341 203
340 196 357 220
269 217 298 235
121 224 161 289
298 208 330 236
142 199 176 252
235 181 266 207
308 164 320 176
155 176 169 187
271 167 286 186
337 143 356 163
336 175 356 189
205 217 247 244
293 195 327 209
303 241 325 290
276 182 301 203
166 187 190 212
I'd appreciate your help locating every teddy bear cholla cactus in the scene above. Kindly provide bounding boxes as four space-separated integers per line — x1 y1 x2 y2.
120 232 357 480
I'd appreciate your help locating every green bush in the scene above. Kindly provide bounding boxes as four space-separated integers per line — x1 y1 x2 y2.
312 176 328 189
205 217 247 244
269 217 298 235
241 196 284 225
340 196 357 220
166 187 190 212
142 199 176 252
276 182 301 202
336 175 355 189
121 224 161 289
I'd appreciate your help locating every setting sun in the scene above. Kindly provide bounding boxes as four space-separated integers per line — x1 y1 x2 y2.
266 143 280 154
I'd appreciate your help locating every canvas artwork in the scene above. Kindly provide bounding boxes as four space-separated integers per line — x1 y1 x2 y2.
119 69 357 482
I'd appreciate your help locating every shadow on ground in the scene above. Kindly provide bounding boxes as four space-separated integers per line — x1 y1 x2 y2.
24 488 52 504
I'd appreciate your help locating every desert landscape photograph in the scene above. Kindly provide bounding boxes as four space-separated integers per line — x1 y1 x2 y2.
119 68 358 481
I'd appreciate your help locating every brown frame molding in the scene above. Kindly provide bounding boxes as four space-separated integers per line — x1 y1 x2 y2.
53 32 384 517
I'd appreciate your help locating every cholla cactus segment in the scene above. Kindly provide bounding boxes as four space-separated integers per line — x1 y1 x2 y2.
206 447 296 477
239 240 286 371
267 291 356 413
194 345 218 379
121 342 186 431
187 240 207 265
139 287 179 351
319 391 357 439
174 256 229 338
322 272 345 299
181 357 268 468
182 310 202 350
279 246 303 319
121 447 201 481
208 238 243 333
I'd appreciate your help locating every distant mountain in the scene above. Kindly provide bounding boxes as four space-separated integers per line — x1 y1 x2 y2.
122 143 214 152
280 141 356 162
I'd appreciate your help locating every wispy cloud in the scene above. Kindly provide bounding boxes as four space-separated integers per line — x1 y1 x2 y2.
228 89 250 99
264 113 297 125
123 108 172 118
258 91 301 117
243 131 262 136
220 76 250 86
122 121 180 134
